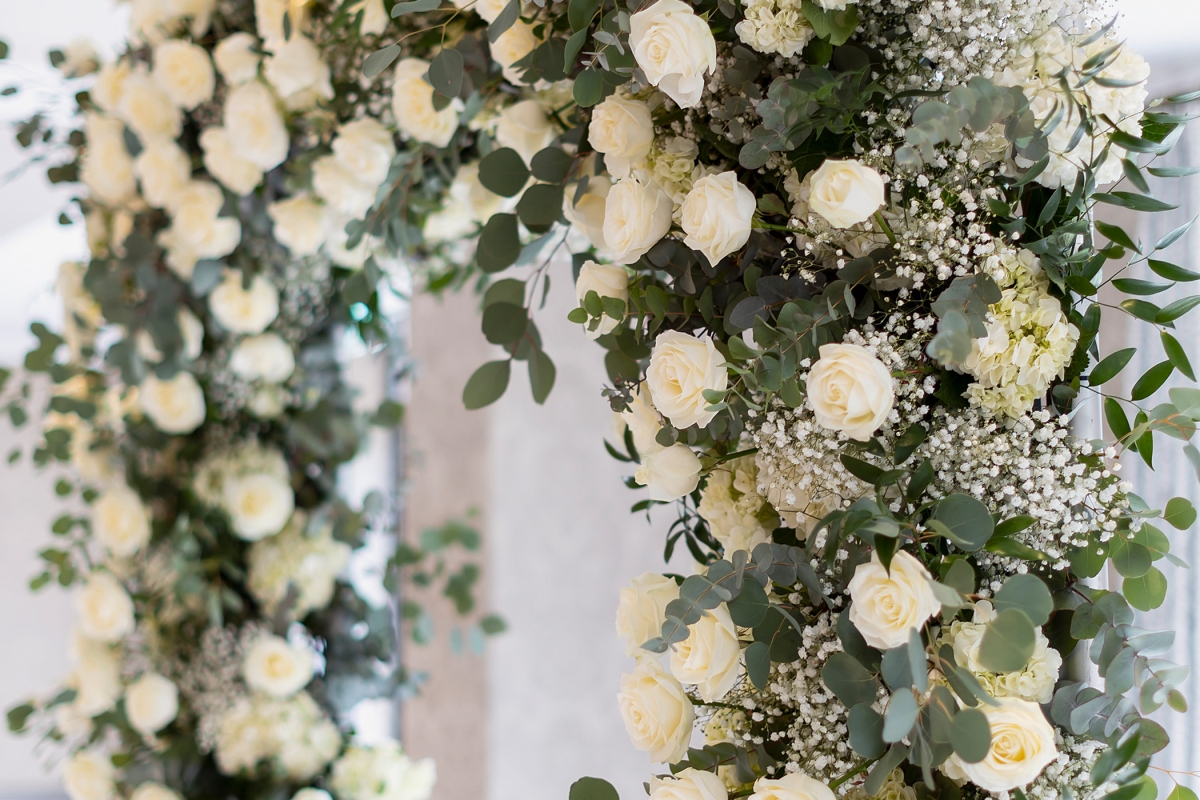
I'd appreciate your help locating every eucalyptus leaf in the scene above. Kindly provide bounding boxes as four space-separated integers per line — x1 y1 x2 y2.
978 608 1036 673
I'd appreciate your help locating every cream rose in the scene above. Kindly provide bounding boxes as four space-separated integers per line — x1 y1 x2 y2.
58 39 101 79
847 550 940 651
332 118 396 189
139 371 207 434
616 572 679 657
618 660 695 764
807 343 894 441
93 60 132 113
454 0 509 22
681 171 755 265
152 40 214 109
77 572 135 643
392 58 462 148
131 783 183 800
588 95 654 179
133 139 191 209
268 194 328 255
748 772 835 800
209 271 280 334
249 385 287 418
293 791 333 800
224 80 290 171
618 381 664 456
635 443 702 501
160 180 241 258
808 159 886 229
651 768 729 800
263 35 334 110
214 32 261 84
563 173 611 250
602 176 673 265
490 20 540 84
224 472 295 541
117 68 181 142
93 485 152 557
200 126 263 195
351 0 389 34
126 672 179 735
244 634 314 697
312 156 376 218
575 261 629 338
231 333 296 383
82 114 137 207
63 751 115 800
495 99 557 164
71 630 122 714
670 602 742 701
629 0 717 109
942 698 1057 792
255 0 311 45
647 331 728 429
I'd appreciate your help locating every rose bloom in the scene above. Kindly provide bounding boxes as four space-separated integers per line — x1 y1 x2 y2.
807 343 894 441
618 660 695 763
629 0 717 109
231 333 296 383
602 176 673 265
133 139 191 209
213 32 261 84
57 39 101 79
617 381 664 456
495 99 557 164
647 331 728 429
651 768 729 800
63 750 115 800
81 114 137 207
313 156 377 218
160 180 241 259
588 94 654 179
941 698 1058 792
575 261 629 338
200 126 263 195
152 40 214 109
224 80 290 171
244 634 314 697
77 572 135 644
70 629 123 714
209 271 280 334
807 159 886 229
293 791 333 800
332 118 396 190
847 550 940 651
681 171 756 265
563 173 611 250
268 194 328 255
139 371 207 435
93 484 152 557
452 0 508 22
131 783 183 800
117 68 181 143
392 58 462 148
669 602 743 702
125 672 179 736
263 35 334 110
224 472 296 541
490 20 539 84
256 0 312 46
748 772 836 800
635 443 702 501
616 572 680 657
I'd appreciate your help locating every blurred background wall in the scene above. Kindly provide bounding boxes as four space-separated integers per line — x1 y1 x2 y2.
1 3 1200 799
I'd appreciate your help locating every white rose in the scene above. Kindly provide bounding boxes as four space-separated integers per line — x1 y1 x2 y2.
324 213 378 267
351 0 389 34
333 118 396 188
602 176 673 265
293 791 333 800
263 35 333 110
942 698 1057 792
748 772 835 800
63 751 115 800
93 485 152 557
243 634 314 697
490 20 540 84
214 32 261 84
454 0 509 22
256 0 311 46
681 171 755 265
616 572 679 657
629 0 717 109
392 58 462 148
618 381 663 456
563 173 611 250
807 343 894 441
77 572 135 643
847 550 940 651
117 69 181 143
82 114 137 207
71 630 122 715
125 673 179 735
131 783 183 800
312 156 377 218
160 180 241 258
268 194 328 255
93 60 132 112
134 139 191 209
249 385 287 418
200 126 264 195
136 307 205 362
131 0 216 43
650 768 729 800
575 261 629 338
618 660 695 764
58 39 101 79
647 331 728 429
209 271 280 334
224 472 295 541
139 371 207 435
152 40 214 109
635 443 702 501
670 602 743 701
495 99 557 164
807 159 885 229
231 333 296 383
224 81 290 171
588 95 654 179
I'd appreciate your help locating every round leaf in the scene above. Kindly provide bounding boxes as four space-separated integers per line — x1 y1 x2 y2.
727 577 769 627
1165 496 1197 530
1124 566 1168 611
951 708 991 763
478 148 530 197
429 48 464 98
573 68 604 107
977 608 1036 673
932 493 994 551
517 183 564 229
530 147 574 183
476 213 521 273
570 778 619 800
481 302 528 345
848 704 886 758
821 652 878 709
993 573 1053 627
463 360 511 410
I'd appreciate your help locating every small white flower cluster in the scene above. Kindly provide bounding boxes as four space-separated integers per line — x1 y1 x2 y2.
937 601 1062 704
996 734 1110 800
734 0 814 58
193 442 296 542
330 741 438 800
214 690 341 780
962 247 1080 418
248 512 353 619
697 455 777 555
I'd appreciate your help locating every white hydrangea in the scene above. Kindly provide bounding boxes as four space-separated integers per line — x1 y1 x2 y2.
842 770 915 800
937 601 1063 704
697 455 776 555
213 691 340 780
247 512 352 618
330 741 438 800
734 0 814 58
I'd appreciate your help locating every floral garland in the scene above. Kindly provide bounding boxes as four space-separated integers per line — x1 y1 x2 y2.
3 3 501 800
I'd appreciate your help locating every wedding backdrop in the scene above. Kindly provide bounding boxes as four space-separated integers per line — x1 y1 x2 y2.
3 2 1200 800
